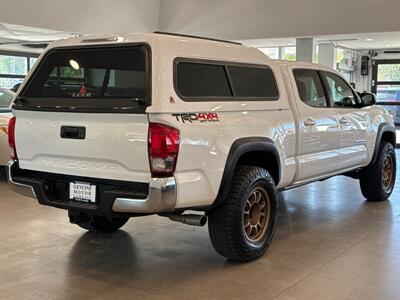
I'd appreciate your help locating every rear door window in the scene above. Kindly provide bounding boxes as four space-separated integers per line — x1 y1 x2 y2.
293 70 328 108
18 45 149 112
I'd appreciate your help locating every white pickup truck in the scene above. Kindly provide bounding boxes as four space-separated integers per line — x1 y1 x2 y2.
7 33 397 262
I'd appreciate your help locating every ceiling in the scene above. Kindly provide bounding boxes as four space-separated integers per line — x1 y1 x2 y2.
240 31 400 50
1 24 399 54
0 23 78 52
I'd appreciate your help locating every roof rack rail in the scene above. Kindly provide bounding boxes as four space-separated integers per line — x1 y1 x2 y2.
153 31 242 45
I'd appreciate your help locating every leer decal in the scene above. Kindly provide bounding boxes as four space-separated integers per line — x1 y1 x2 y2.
72 86 93 98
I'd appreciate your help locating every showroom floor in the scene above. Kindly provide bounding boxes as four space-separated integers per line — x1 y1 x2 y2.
0 151 399 300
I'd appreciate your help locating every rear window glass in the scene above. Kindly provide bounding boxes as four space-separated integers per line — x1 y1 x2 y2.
19 45 149 112
176 62 232 97
176 60 279 100
228 65 279 98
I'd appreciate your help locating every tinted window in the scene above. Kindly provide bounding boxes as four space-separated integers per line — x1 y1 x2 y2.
293 70 328 108
20 46 149 111
293 70 328 107
323 72 359 107
228 65 279 98
177 62 232 97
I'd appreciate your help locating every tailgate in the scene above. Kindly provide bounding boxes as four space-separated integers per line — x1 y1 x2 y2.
13 44 152 183
15 110 150 182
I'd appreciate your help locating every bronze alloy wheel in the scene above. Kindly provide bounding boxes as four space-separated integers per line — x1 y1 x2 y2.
208 166 279 261
382 154 394 191
243 187 270 243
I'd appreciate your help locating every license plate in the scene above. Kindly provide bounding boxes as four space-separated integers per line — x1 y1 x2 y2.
69 181 96 203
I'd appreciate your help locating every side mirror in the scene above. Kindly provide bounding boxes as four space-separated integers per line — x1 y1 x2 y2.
359 92 377 107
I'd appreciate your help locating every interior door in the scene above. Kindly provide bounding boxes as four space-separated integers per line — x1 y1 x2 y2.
291 69 340 182
372 59 400 126
321 71 369 170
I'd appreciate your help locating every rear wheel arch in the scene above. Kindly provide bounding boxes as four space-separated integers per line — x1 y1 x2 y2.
212 137 281 209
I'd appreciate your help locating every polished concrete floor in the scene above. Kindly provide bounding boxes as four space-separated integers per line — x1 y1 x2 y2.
0 151 399 300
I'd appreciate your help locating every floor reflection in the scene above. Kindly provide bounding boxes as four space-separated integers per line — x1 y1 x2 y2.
0 151 399 299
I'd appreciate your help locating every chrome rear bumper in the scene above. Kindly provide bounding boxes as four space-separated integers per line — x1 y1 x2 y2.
112 177 176 213
6 160 177 214
6 161 36 199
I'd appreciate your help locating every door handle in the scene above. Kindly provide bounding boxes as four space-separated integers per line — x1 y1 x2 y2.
339 117 350 124
304 118 316 126
60 126 86 140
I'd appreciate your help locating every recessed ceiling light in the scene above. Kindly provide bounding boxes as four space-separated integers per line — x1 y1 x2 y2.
385 44 392 47
288 43 294 46
365 38 373 42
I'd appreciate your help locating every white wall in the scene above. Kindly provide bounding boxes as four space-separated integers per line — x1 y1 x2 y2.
372 49 400 60
353 49 400 92
0 0 160 34
158 0 400 40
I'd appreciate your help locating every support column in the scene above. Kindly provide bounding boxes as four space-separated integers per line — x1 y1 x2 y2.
296 38 315 63
318 43 337 69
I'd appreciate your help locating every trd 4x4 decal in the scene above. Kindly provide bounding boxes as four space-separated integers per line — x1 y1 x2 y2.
172 112 219 123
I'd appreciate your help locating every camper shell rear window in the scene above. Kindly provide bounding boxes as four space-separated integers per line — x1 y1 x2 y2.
16 44 151 113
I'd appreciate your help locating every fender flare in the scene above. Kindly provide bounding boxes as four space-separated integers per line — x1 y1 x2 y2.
369 122 396 166
211 137 281 209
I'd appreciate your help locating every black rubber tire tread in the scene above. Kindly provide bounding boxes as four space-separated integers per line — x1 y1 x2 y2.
208 166 279 262
359 141 396 201
77 216 129 233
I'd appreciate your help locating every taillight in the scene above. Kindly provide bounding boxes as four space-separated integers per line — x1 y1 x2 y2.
148 123 180 177
8 116 17 160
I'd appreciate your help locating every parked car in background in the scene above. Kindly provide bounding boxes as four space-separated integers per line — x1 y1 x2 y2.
0 88 15 168
10 83 22 93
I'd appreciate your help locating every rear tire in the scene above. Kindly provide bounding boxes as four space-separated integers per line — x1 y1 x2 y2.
208 166 279 262
70 212 129 233
359 141 396 201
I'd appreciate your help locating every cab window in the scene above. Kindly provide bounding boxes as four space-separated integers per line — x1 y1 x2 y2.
322 72 360 108
293 70 328 108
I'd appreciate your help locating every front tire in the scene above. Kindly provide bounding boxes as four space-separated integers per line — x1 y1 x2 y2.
359 141 396 201
208 166 279 262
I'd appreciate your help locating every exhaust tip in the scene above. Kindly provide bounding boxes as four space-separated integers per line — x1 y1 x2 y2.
199 215 207 226
166 213 207 227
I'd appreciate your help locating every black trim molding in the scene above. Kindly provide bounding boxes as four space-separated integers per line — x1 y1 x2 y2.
211 137 281 209
369 122 397 165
